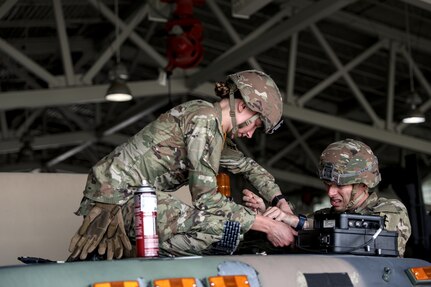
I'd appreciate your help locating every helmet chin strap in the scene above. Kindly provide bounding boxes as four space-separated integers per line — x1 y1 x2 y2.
238 114 259 129
228 89 238 138
228 84 260 138
347 184 368 211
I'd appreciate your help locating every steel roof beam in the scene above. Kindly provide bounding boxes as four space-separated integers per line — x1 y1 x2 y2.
285 104 431 155
45 97 171 167
3 57 42 89
285 120 318 167
206 0 262 70
87 0 166 68
15 109 44 138
331 12 431 55
0 79 214 110
286 32 298 103
186 0 356 88
231 0 273 19
396 47 431 132
310 24 383 128
386 41 397 131
297 39 387 106
0 37 61 86
0 131 96 154
289 0 431 55
266 126 318 167
0 112 8 139
0 131 130 155
266 167 324 190
53 0 75 85
400 0 431 13
82 3 149 84
0 0 17 20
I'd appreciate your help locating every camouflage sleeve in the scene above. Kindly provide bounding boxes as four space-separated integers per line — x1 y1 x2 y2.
373 198 411 257
219 138 282 202
78 129 150 207
185 117 256 233
75 156 136 215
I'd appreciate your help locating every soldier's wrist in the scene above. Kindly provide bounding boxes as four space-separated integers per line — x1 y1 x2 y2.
272 195 295 213
271 194 288 206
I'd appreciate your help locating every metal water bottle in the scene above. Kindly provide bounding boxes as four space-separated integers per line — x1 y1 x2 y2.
134 180 159 257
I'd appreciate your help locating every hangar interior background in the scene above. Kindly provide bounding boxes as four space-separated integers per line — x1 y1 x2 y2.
0 0 430 260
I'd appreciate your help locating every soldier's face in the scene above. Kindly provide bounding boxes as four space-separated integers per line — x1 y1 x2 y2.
235 102 263 138
237 116 262 138
325 182 353 212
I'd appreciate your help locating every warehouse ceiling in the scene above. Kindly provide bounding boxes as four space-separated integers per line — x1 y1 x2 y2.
1 0 431 197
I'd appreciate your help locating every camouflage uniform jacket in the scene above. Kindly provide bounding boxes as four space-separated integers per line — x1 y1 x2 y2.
314 191 411 257
78 99 282 234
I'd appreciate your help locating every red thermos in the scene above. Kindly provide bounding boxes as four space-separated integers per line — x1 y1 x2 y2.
134 180 159 257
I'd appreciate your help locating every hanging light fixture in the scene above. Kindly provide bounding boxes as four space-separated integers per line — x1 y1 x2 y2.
106 63 132 102
402 91 425 123
401 4 425 124
105 0 132 102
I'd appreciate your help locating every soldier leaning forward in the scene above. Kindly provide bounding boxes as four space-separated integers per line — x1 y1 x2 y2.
68 70 296 260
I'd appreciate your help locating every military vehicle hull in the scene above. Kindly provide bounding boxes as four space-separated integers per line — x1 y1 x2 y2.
0 254 430 287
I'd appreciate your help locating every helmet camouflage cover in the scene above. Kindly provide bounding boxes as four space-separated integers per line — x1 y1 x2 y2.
319 139 381 188
227 70 283 134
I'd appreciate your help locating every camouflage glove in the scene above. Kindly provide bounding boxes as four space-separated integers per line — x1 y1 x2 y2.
98 207 132 260
68 203 121 260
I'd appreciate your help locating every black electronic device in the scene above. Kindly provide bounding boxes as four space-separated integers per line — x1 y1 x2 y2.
296 213 398 257
313 213 384 230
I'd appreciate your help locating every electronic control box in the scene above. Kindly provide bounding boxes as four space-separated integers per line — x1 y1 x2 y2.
297 213 398 256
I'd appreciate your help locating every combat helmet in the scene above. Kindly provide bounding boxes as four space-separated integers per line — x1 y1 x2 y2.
318 139 381 188
226 70 283 135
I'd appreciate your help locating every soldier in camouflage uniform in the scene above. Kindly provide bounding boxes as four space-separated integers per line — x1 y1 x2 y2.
68 70 295 261
245 139 411 257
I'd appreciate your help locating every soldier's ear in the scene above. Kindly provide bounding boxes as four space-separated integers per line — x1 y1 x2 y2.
237 100 247 113
359 183 369 192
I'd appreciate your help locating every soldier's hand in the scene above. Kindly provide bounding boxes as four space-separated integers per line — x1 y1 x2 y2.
263 206 287 221
278 199 294 215
68 203 120 261
266 220 296 247
242 189 266 214
263 206 298 228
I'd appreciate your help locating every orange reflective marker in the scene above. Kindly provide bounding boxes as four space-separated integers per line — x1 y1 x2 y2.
153 277 197 287
207 275 250 287
406 266 431 285
92 281 139 287
216 172 232 200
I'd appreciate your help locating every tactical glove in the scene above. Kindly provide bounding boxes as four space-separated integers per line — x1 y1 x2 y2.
97 207 132 260
68 202 121 260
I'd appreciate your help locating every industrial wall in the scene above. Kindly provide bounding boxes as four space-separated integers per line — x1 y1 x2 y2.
0 173 191 267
